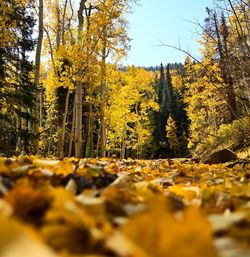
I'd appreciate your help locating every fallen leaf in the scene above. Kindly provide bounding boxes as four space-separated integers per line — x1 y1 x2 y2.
122 197 217 257
4 185 51 223
209 211 248 232
0 214 58 257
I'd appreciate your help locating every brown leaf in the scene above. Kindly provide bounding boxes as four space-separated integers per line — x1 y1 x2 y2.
0 213 58 257
5 185 51 223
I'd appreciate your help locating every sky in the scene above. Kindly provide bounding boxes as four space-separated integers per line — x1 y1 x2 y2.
124 0 215 66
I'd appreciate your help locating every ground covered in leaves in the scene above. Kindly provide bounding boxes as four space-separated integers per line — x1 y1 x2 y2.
0 157 250 257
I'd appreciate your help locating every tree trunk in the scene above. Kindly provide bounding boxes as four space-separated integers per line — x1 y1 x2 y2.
84 7 93 158
100 44 107 157
34 0 44 154
75 84 83 157
61 0 68 45
74 0 86 157
213 13 238 121
56 0 61 49
121 125 126 159
68 93 76 157
39 93 43 127
47 124 53 156
59 88 70 158
85 103 94 157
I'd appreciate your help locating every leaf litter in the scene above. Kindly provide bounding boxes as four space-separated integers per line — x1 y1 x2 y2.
0 157 250 257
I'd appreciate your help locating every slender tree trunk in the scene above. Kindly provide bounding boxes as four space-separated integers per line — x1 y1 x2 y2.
74 0 86 157
68 93 76 157
59 88 70 158
84 10 93 158
28 108 32 130
96 124 101 157
100 44 107 157
56 0 61 49
34 0 44 154
121 125 126 159
61 0 68 45
44 27 55 68
16 115 22 154
85 103 94 157
21 106 27 131
39 93 43 127
68 0 74 44
75 83 83 157
47 124 53 156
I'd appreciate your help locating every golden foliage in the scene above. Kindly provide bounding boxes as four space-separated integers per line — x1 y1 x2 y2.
0 157 250 256
106 66 159 153
123 197 217 257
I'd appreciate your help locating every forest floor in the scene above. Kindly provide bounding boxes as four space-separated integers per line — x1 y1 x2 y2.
0 156 250 257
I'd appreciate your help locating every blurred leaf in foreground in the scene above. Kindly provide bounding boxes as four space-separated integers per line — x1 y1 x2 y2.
0 213 58 257
122 197 217 257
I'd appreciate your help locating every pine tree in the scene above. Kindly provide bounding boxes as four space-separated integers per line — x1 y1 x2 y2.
0 0 35 155
153 63 167 146
152 63 189 158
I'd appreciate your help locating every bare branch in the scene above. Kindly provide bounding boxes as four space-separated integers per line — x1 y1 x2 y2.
155 43 202 64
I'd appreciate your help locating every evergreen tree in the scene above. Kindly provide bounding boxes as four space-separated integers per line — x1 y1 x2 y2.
153 63 168 147
0 0 35 155
152 63 189 158
158 63 165 107
165 64 174 114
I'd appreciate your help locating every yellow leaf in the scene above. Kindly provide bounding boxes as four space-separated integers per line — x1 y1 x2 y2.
33 159 60 168
0 214 58 257
168 185 200 201
4 185 51 222
134 181 163 201
0 158 8 173
122 197 217 257
54 160 74 176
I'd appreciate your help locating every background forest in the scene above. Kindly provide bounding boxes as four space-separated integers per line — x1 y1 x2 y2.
0 0 250 159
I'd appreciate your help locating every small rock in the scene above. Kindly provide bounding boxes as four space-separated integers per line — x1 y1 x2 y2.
202 149 238 165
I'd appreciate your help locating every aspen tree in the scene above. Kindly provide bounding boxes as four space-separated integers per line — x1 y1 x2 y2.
166 115 180 156
34 0 44 154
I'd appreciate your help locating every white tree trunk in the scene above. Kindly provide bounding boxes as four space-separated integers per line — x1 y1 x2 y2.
74 83 83 157
34 0 44 153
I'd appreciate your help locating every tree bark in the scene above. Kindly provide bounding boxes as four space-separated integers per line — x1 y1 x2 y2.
59 88 70 158
61 0 68 45
68 93 76 157
100 43 107 157
34 0 44 154
121 125 126 159
85 103 94 157
74 0 86 157
75 83 83 157
56 0 61 49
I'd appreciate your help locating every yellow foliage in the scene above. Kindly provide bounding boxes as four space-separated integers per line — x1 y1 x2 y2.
122 197 217 257
1 156 250 256
106 66 158 153
171 70 183 93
